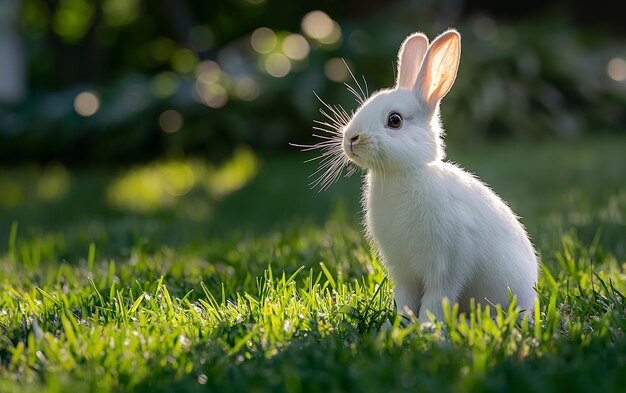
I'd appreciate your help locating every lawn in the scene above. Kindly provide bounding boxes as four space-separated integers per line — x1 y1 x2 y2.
1 137 625 392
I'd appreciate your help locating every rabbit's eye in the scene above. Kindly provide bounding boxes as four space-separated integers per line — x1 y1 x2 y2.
387 112 403 129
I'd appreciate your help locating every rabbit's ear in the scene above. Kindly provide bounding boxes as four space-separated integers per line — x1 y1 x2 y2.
395 33 429 90
414 30 460 105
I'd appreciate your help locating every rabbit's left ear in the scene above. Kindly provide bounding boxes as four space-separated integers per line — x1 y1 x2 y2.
414 30 461 106
395 33 429 89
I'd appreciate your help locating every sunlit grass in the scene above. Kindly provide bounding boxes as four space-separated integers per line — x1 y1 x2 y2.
0 223 625 392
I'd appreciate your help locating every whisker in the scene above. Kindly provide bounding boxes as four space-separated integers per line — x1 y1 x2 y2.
310 156 345 189
316 95 350 131
312 128 341 138
304 150 340 163
289 141 338 149
325 103 349 125
309 163 336 180
332 104 350 125
295 69 374 190
312 139 342 147
318 108 345 130
312 119 341 129
337 105 351 122
290 137 342 150
343 83 364 104
313 121 342 133
317 158 347 191
312 146 344 159
308 148 346 190
315 150 345 175
311 132 340 139
314 92 342 123
342 59 367 103
299 144 340 153
362 75 369 98
348 164 358 176
315 92 347 118
308 149 344 172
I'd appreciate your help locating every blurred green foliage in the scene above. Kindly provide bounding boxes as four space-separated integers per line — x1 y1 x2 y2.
0 0 624 163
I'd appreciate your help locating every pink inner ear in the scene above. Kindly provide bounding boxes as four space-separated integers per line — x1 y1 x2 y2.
424 35 460 103
397 35 428 90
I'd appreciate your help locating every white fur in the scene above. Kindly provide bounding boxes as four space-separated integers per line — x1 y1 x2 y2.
341 30 538 322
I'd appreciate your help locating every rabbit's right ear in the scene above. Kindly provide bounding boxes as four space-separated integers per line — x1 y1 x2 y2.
395 33 429 90
414 30 460 107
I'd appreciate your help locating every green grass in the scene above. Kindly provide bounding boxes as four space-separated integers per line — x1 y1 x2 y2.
1 137 625 392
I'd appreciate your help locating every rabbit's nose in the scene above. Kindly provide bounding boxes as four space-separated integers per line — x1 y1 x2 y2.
350 134 360 143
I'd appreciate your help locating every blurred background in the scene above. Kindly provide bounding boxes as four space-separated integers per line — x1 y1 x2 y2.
0 0 625 260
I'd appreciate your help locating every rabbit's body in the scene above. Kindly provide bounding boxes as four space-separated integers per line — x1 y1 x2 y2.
302 29 538 322
365 160 537 320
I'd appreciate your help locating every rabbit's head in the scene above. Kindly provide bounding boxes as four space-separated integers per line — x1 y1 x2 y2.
343 30 461 171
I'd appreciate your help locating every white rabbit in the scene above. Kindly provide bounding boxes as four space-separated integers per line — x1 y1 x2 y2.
339 30 539 323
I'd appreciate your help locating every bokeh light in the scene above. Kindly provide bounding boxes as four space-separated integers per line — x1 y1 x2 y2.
196 60 222 84
151 72 180 98
251 27 277 54
73 91 100 117
37 163 71 201
318 23 341 45
204 147 259 198
607 58 626 82
324 58 350 82
102 0 140 27
196 83 228 109
195 60 230 108
235 77 261 101
161 162 195 196
301 11 341 45
107 161 195 213
158 110 183 133
282 34 310 60
172 48 199 74
301 11 333 40
107 149 259 213
264 53 291 77
52 0 94 43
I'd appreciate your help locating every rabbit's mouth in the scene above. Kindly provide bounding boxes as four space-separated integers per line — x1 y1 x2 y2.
346 150 359 160
348 143 358 156
344 146 370 168
342 133 379 169
342 141 359 159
